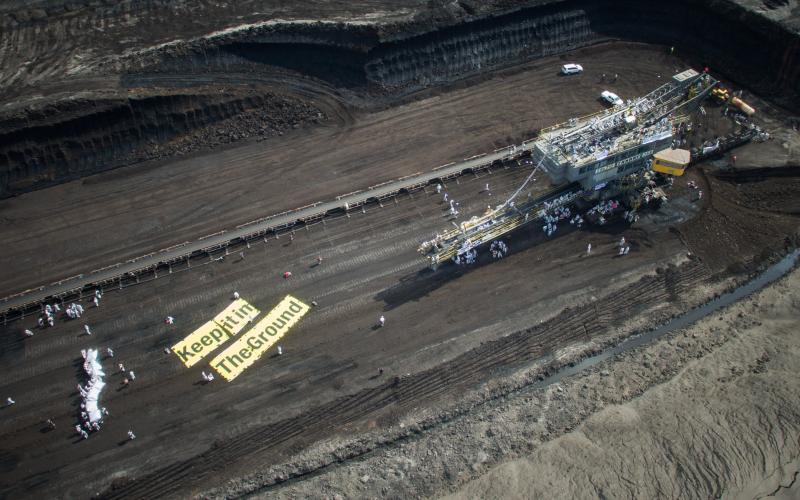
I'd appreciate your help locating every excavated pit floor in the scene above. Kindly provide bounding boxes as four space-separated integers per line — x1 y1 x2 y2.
0 40 799 500
0 42 692 295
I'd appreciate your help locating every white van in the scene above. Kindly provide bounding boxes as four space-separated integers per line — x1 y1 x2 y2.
561 63 583 75
601 90 623 106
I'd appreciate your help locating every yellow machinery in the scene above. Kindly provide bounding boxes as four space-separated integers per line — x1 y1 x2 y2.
711 87 730 103
711 87 756 115
417 185 581 269
651 148 691 176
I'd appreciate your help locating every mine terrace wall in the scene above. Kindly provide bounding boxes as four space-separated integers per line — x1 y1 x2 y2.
0 0 797 198
0 91 323 196
130 0 798 103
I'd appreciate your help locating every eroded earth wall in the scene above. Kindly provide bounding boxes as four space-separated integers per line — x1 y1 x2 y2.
0 91 324 194
0 0 798 197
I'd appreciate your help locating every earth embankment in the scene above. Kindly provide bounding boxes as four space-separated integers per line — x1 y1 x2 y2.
0 0 798 197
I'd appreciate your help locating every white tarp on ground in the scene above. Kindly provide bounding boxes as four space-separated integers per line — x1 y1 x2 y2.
85 381 105 422
82 349 105 423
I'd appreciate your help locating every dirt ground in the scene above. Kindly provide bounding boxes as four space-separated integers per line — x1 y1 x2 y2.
0 157 692 498
445 263 800 500
253 252 800 500
0 42 688 295
1 42 800 500
0 1 422 100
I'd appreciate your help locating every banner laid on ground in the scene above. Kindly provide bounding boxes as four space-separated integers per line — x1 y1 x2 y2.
210 295 310 381
171 299 260 368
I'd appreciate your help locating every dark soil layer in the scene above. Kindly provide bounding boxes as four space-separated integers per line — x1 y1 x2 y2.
678 166 800 272
0 4 799 498
0 43 694 296
92 163 800 498
0 0 798 197
123 0 800 105
0 89 325 195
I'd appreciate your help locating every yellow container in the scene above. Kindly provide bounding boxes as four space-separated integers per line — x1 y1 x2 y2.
651 148 691 176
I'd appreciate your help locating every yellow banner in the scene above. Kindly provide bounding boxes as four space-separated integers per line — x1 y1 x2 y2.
171 298 260 367
210 295 309 381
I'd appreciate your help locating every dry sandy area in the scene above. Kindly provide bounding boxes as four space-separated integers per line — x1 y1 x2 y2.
447 265 800 500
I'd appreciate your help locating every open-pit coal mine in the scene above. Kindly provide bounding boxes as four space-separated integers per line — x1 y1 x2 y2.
1 1 799 498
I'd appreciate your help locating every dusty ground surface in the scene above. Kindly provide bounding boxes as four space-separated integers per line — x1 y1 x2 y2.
0 0 797 102
0 154 693 498
3 0 799 199
445 263 800 500
0 115 798 497
0 42 689 296
253 251 800 500
1 2 800 499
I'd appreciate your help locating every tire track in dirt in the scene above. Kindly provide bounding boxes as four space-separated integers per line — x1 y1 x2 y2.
100 260 710 499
